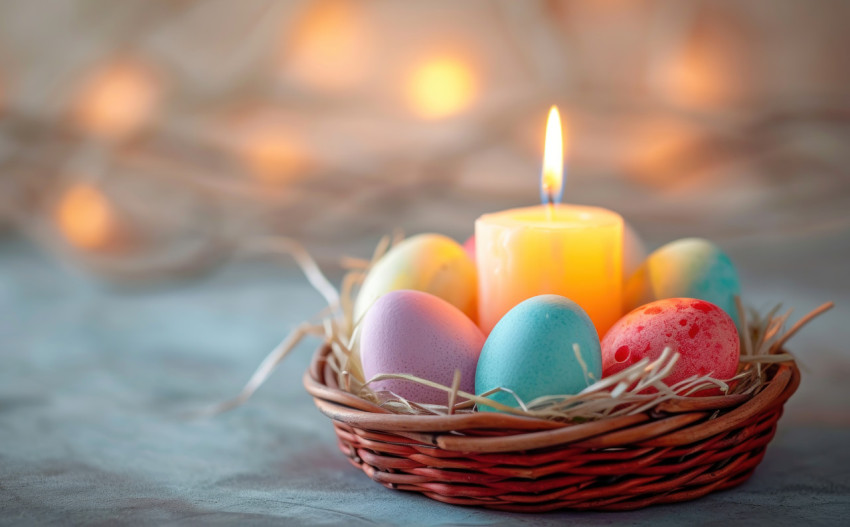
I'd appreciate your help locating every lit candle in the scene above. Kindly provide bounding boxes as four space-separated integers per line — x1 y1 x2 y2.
475 106 623 335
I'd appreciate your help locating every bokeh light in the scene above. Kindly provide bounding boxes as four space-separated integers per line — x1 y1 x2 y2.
282 0 372 93
648 11 749 109
406 56 477 119
624 118 706 191
55 183 115 250
73 61 160 139
240 127 311 184
657 49 730 108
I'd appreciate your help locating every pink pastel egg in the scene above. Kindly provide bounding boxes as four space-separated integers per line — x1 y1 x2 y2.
601 298 740 392
360 289 485 404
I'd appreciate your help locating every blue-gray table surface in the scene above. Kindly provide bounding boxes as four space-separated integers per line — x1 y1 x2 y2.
2 231 849 526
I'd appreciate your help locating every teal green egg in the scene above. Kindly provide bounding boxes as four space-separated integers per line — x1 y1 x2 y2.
475 295 602 413
624 238 742 327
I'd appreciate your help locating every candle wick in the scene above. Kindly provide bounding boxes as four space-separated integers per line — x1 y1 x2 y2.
542 183 557 220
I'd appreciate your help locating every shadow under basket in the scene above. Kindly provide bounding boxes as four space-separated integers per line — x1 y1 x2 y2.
303 344 800 512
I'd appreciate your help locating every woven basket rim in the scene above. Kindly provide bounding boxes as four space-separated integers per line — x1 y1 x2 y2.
304 344 800 452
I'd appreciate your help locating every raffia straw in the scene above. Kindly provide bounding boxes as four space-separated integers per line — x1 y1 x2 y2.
770 302 834 353
196 321 325 417
347 300 828 422
211 235 833 424
327 238 833 422
340 256 371 270
240 237 341 313
447 370 462 415
572 344 597 385
736 296 753 358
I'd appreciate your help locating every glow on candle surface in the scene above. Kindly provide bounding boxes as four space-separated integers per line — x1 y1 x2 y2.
475 106 623 335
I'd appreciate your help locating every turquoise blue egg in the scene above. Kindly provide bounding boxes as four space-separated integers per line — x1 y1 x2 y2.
475 295 602 413
624 238 742 328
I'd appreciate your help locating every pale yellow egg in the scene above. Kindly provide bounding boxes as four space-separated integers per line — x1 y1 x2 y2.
354 234 477 323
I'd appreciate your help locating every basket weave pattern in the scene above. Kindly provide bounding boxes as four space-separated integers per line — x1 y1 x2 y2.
304 344 800 512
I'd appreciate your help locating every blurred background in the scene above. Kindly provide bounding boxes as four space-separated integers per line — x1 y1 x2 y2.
1 0 849 280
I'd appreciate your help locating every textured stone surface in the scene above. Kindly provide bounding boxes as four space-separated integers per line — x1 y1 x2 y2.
2 228 849 525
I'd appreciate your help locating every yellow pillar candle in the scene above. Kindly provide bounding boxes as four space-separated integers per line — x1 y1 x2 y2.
475 107 623 335
476 205 622 335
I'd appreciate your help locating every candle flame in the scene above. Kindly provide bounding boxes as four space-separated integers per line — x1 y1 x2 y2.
541 105 565 205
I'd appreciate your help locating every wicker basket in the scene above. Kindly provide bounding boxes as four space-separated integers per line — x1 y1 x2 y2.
303 343 800 512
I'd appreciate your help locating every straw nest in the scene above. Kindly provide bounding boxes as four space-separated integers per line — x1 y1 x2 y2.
214 234 831 423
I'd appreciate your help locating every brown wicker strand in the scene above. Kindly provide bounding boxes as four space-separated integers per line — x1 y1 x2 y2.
305 343 802 511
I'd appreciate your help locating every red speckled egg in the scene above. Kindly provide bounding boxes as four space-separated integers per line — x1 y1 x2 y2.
601 298 740 390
